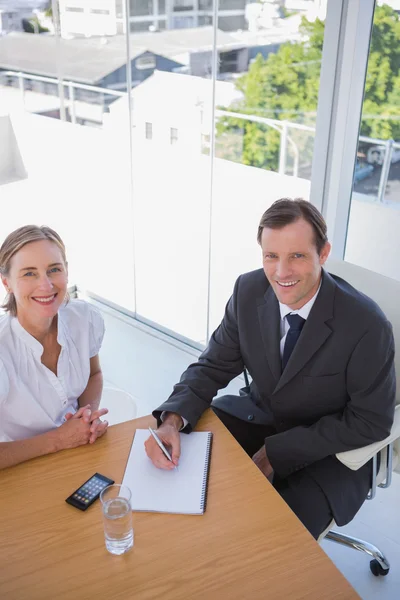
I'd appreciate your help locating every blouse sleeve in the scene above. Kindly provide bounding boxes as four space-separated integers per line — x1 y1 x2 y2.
0 359 10 408
88 304 105 358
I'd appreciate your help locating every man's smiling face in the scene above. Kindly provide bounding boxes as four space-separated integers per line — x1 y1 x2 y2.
260 218 331 310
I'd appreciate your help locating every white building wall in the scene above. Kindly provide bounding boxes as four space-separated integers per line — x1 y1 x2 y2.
59 0 117 37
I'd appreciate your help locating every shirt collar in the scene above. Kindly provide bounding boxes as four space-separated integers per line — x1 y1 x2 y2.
10 311 65 356
279 279 322 323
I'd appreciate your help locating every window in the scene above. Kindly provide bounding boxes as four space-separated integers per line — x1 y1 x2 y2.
344 3 400 281
173 0 194 12
0 0 339 346
90 9 110 15
135 55 157 70
219 0 244 10
115 0 124 18
170 128 178 145
145 122 152 140
0 19 136 311
172 16 194 28
219 50 239 74
130 21 152 32
198 16 212 26
129 0 153 17
217 14 245 31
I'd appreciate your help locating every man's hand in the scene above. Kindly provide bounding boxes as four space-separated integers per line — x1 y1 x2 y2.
252 445 274 481
64 405 109 444
144 413 182 470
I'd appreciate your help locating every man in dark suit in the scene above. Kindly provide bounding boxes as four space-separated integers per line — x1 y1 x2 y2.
145 198 396 538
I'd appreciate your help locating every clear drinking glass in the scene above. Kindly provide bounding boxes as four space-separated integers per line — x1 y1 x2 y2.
100 484 134 555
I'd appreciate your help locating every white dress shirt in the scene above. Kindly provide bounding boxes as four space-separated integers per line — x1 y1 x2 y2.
279 283 321 357
0 300 105 442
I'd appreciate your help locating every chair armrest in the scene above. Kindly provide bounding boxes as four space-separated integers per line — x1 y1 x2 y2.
336 405 400 471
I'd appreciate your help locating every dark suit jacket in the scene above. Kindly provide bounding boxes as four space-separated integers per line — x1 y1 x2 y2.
154 268 396 525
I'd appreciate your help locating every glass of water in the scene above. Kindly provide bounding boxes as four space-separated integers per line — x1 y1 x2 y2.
100 484 134 555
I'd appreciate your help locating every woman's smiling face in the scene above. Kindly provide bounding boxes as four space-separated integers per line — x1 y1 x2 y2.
2 239 68 320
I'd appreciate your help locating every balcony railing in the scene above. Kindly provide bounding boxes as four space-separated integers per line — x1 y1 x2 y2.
2 69 399 204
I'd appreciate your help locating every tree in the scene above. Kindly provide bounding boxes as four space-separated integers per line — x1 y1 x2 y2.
22 17 49 34
217 4 400 172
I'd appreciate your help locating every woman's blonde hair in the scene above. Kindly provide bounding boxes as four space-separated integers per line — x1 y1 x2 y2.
0 225 68 316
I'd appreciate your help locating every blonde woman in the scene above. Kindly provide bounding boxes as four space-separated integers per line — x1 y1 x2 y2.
0 225 109 469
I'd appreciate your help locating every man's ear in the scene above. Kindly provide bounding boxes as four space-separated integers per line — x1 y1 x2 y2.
319 241 331 266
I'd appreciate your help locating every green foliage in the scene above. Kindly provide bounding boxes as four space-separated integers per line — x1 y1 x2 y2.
217 4 400 172
44 1 53 19
22 17 49 34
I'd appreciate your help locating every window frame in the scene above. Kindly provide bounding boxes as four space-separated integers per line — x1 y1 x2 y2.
310 0 376 259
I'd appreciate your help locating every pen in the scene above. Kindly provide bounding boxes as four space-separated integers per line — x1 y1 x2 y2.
148 427 177 469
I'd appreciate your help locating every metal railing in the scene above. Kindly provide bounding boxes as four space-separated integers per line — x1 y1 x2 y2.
1 69 399 204
0 70 125 125
215 108 314 178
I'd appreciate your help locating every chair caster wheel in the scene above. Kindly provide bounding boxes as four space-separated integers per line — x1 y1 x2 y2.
370 559 389 577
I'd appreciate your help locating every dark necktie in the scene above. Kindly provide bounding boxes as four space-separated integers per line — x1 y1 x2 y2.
282 314 306 370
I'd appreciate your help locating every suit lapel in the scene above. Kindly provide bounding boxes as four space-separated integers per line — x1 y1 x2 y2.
257 286 282 384
273 270 336 394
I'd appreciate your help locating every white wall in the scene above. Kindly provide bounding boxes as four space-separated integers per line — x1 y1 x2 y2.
59 0 117 37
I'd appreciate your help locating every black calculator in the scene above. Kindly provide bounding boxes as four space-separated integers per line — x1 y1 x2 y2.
65 473 115 511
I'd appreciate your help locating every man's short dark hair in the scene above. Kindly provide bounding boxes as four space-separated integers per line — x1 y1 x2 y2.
257 198 328 254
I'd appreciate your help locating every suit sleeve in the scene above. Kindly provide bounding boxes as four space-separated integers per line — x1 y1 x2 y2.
265 319 396 478
153 277 245 432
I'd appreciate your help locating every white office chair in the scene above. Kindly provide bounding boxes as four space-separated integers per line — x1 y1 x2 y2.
318 260 400 577
100 386 138 426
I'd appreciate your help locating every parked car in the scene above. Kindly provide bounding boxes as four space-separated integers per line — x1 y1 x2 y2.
367 145 400 166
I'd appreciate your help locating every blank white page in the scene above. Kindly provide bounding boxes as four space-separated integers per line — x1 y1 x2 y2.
122 429 212 515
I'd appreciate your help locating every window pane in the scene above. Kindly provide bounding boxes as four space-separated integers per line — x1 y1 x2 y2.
173 0 195 12
130 21 153 32
145 121 153 139
0 11 135 311
209 5 326 332
127 22 217 343
346 3 400 281
130 0 154 17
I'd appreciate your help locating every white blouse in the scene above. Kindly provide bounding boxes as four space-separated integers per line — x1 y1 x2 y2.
0 300 105 442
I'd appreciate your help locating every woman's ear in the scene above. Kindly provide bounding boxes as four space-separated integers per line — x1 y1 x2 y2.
1 275 10 293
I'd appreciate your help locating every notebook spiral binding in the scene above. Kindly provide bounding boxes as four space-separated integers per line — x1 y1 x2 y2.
200 432 213 512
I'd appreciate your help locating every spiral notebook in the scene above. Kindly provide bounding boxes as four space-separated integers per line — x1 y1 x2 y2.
122 429 213 515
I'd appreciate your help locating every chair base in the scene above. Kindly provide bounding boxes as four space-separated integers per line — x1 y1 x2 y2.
325 530 390 576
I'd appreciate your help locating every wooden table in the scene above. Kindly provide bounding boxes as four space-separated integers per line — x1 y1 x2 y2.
0 410 358 599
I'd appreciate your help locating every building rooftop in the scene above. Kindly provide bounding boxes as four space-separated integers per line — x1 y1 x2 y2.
0 32 145 84
111 70 243 113
0 28 240 84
